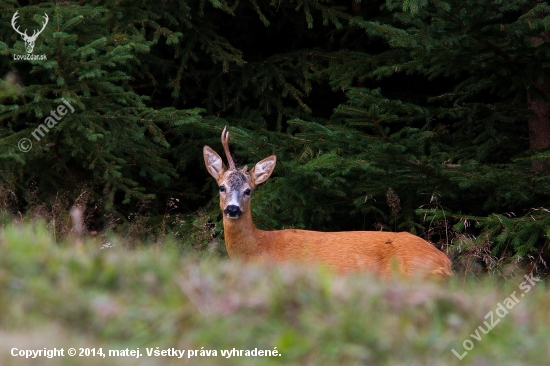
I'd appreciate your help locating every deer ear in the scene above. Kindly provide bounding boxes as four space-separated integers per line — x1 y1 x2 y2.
251 155 276 186
203 146 226 180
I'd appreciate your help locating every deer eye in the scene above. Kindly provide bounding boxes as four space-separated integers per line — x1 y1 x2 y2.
244 189 251 196
219 185 226 193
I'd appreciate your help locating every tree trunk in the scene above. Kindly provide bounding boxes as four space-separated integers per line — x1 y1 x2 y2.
351 0 361 14
527 82 550 170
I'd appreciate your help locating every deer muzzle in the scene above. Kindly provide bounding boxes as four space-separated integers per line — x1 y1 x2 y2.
224 205 242 219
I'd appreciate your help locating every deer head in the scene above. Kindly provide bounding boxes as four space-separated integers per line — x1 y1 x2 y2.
203 127 276 219
11 11 49 54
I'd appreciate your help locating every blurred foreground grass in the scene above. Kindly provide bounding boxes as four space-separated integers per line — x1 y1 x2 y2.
0 222 549 366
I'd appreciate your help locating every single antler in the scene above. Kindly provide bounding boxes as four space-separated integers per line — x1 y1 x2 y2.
221 126 236 170
34 13 49 39
11 11 26 38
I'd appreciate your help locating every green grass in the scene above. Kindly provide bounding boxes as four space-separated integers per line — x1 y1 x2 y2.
0 222 549 366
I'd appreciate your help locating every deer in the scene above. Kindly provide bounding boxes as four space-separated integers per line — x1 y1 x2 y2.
11 11 49 54
203 127 452 279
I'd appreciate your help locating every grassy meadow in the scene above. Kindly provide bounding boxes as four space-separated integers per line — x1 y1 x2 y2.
0 222 549 366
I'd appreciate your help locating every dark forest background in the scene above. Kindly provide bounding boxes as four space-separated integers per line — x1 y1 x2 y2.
1 0 550 275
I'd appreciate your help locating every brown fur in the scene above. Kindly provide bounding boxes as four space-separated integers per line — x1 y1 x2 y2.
203 130 452 279
222 208 452 279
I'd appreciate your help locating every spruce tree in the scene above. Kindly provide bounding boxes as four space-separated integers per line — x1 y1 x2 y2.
1 0 549 273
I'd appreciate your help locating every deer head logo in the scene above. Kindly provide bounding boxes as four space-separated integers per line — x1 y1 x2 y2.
11 11 49 54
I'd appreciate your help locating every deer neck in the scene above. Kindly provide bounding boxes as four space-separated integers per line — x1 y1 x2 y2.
222 208 262 259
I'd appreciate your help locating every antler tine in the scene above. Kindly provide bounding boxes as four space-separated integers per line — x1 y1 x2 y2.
221 126 236 170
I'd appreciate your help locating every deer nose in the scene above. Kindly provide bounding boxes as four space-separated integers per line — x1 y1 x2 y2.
224 205 242 218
